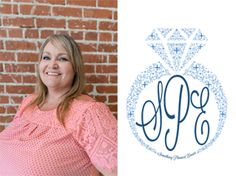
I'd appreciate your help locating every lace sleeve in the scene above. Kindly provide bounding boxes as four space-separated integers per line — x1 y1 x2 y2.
76 102 117 175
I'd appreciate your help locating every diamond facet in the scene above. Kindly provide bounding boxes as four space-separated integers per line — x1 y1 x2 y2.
146 28 208 72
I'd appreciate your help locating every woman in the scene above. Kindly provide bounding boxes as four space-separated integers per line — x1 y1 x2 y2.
0 34 117 176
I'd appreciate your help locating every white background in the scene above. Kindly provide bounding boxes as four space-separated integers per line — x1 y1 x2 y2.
118 0 236 175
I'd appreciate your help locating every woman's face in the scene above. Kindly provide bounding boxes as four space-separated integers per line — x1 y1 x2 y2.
39 41 75 93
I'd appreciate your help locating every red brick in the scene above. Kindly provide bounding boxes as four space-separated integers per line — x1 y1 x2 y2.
0 64 3 72
70 31 83 40
114 11 117 20
34 5 51 15
6 41 36 50
84 64 95 73
0 74 22 83
84 9 113 19
110 75 117 83
68 19 97 30
55 31 70 36
95 95 107 102
5 63 35 73
0 52 15 61
6 85 35 94
0 85 4 93
98 44 117 52
0 29 7 37
41 30 54 38
20 5 34 15
80 43 97 52
0 125 5 132
99 32 112 41
96 85 117 93
87 75 109 83
0 4 12 14
35 0 65 5
0 41 3 49
0 96 9 104
67 0 96 6
13 0 34 2
98 0 117 8
53 7 82 17
84 84 93 93
109 55 117 63
3 17 34 28
113 33 117 42
36 18 66 28
8 28 23 38
12 4 18 14
108 95 117 103
0 107 6 113
83 54 107 63
9 96 23 104
17 52 38 62
96 65 117 73
37 42 43 50
7 106 18 114
85 32 97 41
25 29 39 38
23 75 37 83
0 116 13 123
108 104 117 112
20 5 50 16
99 21 117 31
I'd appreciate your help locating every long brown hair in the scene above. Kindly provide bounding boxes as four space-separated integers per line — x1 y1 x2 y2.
29 33 85 125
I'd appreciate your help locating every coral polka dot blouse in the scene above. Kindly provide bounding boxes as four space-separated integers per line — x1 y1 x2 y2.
0 95 117 176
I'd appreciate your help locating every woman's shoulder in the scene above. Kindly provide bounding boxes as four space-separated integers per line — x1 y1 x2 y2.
72 94 96 108
72 94 110 111
70 94 95 113
68 94 111 120
20 94 37 106
13 94 37 119
74 94 95 103
67 94 115 130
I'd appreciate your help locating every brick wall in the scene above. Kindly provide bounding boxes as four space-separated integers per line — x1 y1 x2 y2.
0 0 117 132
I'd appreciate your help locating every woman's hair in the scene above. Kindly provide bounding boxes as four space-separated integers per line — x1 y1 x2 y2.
29 33 85 125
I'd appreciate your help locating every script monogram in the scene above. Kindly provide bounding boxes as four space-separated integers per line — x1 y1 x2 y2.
136 75 210 151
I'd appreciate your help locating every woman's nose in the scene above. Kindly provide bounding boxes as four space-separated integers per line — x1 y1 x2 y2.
49 59 58 69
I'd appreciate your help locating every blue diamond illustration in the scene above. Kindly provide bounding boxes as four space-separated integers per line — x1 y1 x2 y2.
146 28 208 72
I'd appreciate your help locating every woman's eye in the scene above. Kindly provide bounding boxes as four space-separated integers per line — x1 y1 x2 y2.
59 57 69 61
42 56 50 60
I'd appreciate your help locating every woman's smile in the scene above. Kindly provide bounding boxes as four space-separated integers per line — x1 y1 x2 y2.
45 71 62 76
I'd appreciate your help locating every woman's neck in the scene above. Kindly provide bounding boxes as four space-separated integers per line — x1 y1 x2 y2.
39 89 69 111
47 87 70 100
